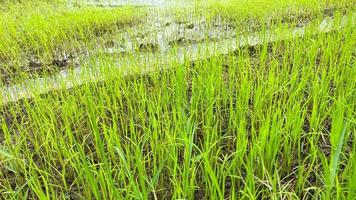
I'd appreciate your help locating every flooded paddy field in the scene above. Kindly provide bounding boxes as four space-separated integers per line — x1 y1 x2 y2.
0 0 353 84
0 0 355 199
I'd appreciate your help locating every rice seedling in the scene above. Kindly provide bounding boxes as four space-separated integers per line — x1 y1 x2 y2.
0 0 355 199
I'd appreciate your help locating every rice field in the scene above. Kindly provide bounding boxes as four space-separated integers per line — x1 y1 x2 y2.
0 0 355 199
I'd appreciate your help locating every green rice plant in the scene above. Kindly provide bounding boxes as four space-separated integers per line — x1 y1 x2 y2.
0 13 354 199
0 1 355 199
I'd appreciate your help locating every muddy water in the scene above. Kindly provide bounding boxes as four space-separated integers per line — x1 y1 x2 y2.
0 14 354 105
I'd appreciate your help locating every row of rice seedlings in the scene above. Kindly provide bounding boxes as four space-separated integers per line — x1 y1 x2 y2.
0 1 146 83
0 17 354 199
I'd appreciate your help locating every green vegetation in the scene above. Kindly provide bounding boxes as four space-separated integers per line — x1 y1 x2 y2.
0 0 355 199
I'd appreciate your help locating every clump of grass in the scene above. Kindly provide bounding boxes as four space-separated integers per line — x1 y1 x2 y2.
0 12 354 199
